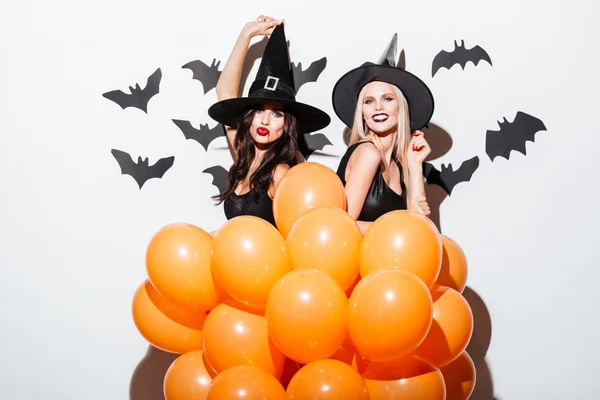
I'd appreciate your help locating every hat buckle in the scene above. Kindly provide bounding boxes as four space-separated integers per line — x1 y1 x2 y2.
264 76 279 91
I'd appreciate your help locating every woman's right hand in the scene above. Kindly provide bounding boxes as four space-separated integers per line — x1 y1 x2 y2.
242 15 283 39
409 194 431 217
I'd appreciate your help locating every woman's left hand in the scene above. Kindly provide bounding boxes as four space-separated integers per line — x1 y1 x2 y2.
409 194 431 217
407 130 431 165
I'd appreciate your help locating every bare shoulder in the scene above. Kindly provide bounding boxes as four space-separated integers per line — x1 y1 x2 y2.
272 163 291 182
348 141 381 169
269 163 291 197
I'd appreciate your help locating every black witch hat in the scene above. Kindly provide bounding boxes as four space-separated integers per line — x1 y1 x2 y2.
331 34 434 131
208 24 330 134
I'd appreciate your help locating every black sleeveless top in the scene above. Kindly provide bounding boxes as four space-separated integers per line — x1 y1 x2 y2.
223 189 276 226
336 142 407 222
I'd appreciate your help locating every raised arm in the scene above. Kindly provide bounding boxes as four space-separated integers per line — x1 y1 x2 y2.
343 143 381 235
407 130 431 216
216 16 282 157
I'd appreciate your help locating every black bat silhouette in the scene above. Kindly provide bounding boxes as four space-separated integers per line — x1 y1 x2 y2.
432 40 492 77
203 165 229 194
299 132 332 160
102 68 162 113
423 156 480 195
182 58 222 94
172 119 225 151
485 112 547 161
292 57 327 93
111 149 174 189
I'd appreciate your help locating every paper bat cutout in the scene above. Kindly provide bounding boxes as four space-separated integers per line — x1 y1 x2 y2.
432 40 492 77
182 58 222 94
291 57 327 93
485 112 547 161
299 132 332 160
203 165 229 194
102 68 162 113
111 149 174 189
423 156 480 195
172 119 225 151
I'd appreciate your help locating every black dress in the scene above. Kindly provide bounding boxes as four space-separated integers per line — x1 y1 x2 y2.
336 141 407 222
223 188 276 226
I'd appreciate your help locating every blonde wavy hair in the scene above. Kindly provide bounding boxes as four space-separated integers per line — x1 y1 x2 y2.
348 83 412 202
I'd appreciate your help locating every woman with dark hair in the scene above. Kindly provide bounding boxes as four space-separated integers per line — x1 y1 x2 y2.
207 16 330 226
332 34 434 235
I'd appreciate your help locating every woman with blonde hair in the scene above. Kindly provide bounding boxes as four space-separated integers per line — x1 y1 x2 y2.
333 34 434 234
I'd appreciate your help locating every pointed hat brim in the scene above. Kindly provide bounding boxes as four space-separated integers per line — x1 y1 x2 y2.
208 96 331 134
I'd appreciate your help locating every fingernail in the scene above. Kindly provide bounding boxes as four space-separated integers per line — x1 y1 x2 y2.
412 131 418 136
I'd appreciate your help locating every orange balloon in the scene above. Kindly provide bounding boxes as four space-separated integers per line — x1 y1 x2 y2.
266 269 348 364
360 210 442 288
414 286 474 367
436 235 469 293
440 351 476 400
202 353 218 378
146 223 224 312
347 269 433 362
286 359 370 399
211 216 291 310
204 365 285 400
273 162 347 238
202 303 285 377
287 207 362 291
132 280 206 354
362 356 446 400
329 334 368 374
221 297 265 316
163 350 214 400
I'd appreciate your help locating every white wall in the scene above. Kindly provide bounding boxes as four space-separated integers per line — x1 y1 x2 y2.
1 0 599 398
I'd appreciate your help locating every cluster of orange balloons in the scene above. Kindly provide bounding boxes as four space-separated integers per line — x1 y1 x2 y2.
131 162 477 399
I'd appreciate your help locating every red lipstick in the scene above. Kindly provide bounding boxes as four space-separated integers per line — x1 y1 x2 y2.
257 127 270 136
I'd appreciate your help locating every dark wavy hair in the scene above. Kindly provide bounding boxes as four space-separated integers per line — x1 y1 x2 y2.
213 109 301 203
